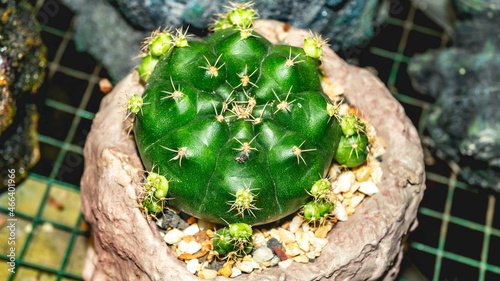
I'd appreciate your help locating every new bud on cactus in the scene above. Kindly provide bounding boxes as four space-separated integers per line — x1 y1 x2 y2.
335 133 368 167
341 114 358 136
303 200 334 223
127 94 144 114
310 178 330 197
150 33 172 57
144 172 169 199
214 223 253 257
303 34 326 59
138 55 158 82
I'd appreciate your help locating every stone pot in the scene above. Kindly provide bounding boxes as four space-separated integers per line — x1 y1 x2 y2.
81 20 425 280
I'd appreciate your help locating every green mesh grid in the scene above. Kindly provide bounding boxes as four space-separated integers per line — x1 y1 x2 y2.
1 1 499 280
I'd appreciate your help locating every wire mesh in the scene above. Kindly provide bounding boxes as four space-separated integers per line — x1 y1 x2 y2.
0 0 498 280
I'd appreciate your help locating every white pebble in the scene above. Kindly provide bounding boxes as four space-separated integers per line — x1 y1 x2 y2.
359 181 379 196
252 258 261 269
186 259 199 274
230 268 242 277
284 242 303 257
301 222 310 232
333 171 355 194
164 229 184 244
295 231 310 252
236 260 254 273
310 237 328 250
349 193 365 209
253 247 274 264
278 228 296 243
306 250 316 260
278 258 293 269
371 166 383 184
334 204 348 221
186 241 202 254
177 240 189 253
252 233 267 248
270 256 281 267
289 216 303 233
183 224 200 236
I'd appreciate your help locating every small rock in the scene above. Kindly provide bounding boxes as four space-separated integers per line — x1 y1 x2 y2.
301 222 310 232
201 239 213 252
370 166 383 184
293 254 309 263
273 246 288 261
252 233 267 248
205 260 224 271
177 240 189 253
206 229 214 238
252 258 261 269
354 165 371 182
310 237 328 250
178 250 208 260
359 181 379 196
183 235 195 242
198 268 217 279
306 250 316 260
236 260 253 273
186 259 199 274
156 209 181 229
281 220 291 230
284 242 302 257
333 171 355 194
278 258 293 269
163 228 184 244
218 261 234 277
183 224 200 236
278 228 295 243
295 231 310 252
349 193 366 209
230 268 242 277
314 224 333 239
270 228 281 241
186 241 202 254
270 255 281 266
99 78 113 94
334 204 348 221
187 216 197 225
289 216 303 233
267 237 282 250
346 206 356 215
194 230 210 243
252 247 274 264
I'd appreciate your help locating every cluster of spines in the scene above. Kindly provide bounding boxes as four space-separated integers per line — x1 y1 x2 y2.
213 223 254 259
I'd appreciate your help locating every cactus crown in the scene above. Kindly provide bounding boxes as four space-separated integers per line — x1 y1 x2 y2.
132 2 369 226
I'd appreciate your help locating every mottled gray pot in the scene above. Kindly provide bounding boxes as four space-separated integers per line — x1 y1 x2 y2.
81 20 425 281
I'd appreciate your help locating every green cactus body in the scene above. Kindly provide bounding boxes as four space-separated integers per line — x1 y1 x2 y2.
134 25 349 225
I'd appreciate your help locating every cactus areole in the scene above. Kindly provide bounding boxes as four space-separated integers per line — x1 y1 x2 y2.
134 9 367 225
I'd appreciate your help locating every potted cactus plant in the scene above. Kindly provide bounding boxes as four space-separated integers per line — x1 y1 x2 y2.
81 2 425 280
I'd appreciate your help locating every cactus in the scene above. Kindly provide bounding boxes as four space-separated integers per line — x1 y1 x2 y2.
131 2 369 225
214 222 253 258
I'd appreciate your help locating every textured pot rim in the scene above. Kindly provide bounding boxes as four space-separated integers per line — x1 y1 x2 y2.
81 20 425 281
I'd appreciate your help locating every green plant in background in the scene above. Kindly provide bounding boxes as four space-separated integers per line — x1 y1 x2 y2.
129 1 369 227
